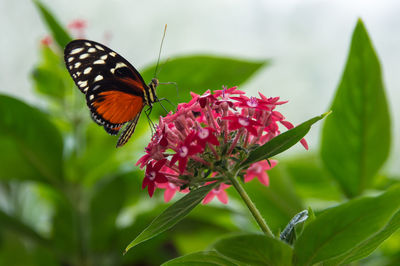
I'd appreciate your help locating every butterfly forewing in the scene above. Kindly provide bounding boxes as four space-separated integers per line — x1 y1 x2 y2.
64 39 153 146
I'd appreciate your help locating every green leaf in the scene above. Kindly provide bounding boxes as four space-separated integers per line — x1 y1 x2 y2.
33 0 72 48
162 251 237 266
0 209 50 248
124 182 218 254
241 112 330 168
89 173 138 252
293 184 400 265
32 46 74 99
0 95 63 183
141 55 267 114
284 154 342 202
212 233 293 266
320 19 391 197
324 206 400 265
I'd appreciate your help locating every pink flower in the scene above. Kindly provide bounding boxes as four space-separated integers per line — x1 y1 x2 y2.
195 127 219 148
157 182 189 202
244 160 277 186
40 36 52 46
202 183 231 204
170 132 203 173
223 115 261 136
135 86 308 204
142 159 168 197
67 19 87 38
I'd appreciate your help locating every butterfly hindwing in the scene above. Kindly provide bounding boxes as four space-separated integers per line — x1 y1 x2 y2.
116 110 142 147
64 39 147 130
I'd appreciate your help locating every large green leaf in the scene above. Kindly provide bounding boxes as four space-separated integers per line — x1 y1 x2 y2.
0 95 63 183
241 112 329 168
320 19 391 197
141 55 267 113
212 233 293 266
293 184 400 265
124 182 217 254
32 46 74 99
33 0 72 48
162 251 237 266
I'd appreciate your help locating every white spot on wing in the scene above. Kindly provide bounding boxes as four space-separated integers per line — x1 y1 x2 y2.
93 85 101 91
88 47 96 53
83 67 92 74
78 80 88 87
115 62 127 69
95 45 104 51
94 75 103 82
100 55 108 60
70 47 84 55
74 62 81 68
79 53 89 59
94 60 105 64
109 51 117 57
85 42 92 46
83 87 89 92
89 95 95 100
76 72 81 77
69 65 73 70
68 57 74 62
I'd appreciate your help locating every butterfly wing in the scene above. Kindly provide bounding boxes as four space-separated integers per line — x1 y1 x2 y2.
116 109 142 147
64 39 148 143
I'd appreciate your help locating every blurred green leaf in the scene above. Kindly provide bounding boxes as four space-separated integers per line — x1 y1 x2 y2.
141 55 267 112
284 154 342 202
0 95 63 184
241 112 329 168
320 19 391 198
0 231 57 266
0 209 50 247
162 251 237 266
49 193 79 260
293 184 400 265
32 46 73 99
124 182 218 254
33 0 72 48
89 172 141 252
212 233 293 266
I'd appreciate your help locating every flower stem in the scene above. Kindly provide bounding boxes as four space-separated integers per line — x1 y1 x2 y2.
228 172 274 238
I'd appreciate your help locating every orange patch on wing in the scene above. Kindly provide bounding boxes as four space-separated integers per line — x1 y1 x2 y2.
93 91 143 124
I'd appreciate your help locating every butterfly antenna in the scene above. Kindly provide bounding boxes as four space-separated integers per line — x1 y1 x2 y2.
154 24 167 79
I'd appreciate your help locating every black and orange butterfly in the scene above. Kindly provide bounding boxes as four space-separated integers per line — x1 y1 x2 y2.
64 39 159 147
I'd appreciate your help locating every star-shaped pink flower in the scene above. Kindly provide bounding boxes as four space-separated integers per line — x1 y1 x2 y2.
170 132 203 173
202 183 231 204
142 159 168 197
244 160 277 186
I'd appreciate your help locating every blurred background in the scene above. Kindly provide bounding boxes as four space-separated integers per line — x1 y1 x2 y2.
1 0 399 174
0 1 399 265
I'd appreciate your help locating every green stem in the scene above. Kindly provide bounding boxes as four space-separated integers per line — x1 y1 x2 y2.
228 172 274 238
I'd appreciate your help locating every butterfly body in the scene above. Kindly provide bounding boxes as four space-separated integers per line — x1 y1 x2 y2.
64 39 158 147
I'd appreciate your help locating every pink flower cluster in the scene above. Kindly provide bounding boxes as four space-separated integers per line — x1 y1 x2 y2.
136 87 308 204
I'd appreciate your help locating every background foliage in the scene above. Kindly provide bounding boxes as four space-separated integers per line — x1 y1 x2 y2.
0 2 399 265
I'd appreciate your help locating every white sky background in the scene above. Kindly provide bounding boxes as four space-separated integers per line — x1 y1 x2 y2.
0 0 399 175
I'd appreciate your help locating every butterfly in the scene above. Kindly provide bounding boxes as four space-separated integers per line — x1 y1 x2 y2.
64 39 159 147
